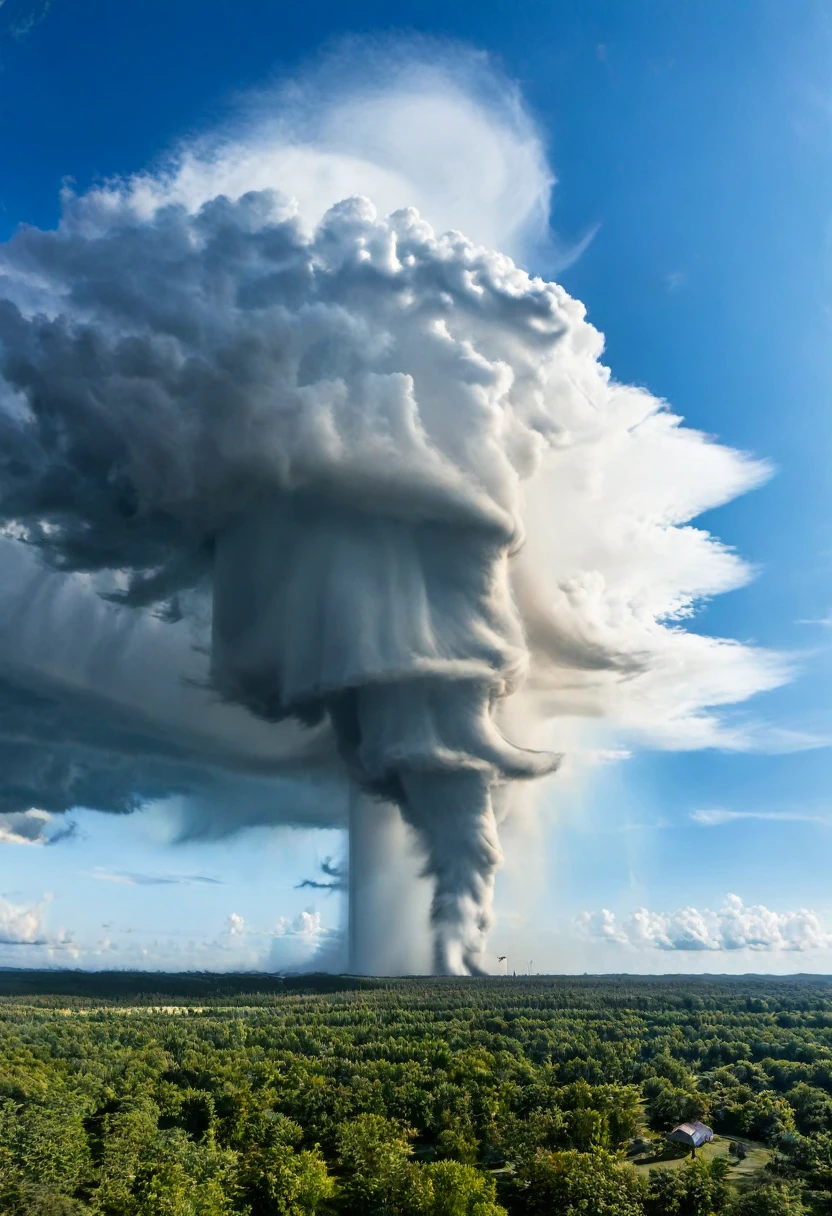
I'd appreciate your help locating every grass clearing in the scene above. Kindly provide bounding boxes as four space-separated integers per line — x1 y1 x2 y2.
631 1134 771 1185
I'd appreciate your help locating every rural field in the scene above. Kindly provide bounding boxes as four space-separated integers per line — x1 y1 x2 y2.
0 973 827 1213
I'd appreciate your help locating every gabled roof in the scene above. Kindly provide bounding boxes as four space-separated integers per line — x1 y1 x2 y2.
668 1120 713 1147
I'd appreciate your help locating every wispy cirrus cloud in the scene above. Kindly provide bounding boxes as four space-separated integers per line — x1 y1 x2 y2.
691 807 832 827
0 0 51 45
88 868 225 887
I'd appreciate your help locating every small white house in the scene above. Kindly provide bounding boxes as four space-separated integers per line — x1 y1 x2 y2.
668 1121 714 1151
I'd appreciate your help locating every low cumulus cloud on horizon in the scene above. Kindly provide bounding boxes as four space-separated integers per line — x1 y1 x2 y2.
0 891 80 957
0 892 338 971
225 908 343 972
577 893 831 953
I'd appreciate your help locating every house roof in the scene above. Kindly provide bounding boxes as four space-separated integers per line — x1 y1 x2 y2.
668 1120 713 1147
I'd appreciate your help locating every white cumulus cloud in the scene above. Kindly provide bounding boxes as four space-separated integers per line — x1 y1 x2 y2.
0 893 49 945
577 893 831 952
273 910 324 939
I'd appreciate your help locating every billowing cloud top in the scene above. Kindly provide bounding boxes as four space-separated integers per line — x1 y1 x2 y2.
0 174 778 740
0 44 790 973
81 40 553 260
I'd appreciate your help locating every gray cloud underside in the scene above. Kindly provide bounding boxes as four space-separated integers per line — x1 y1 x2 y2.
0 543 345 833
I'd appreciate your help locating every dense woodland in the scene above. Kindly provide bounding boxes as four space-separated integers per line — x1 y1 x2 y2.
0 972 829 1214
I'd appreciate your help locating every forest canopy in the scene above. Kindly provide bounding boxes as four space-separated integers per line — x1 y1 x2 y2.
0 972 827 1214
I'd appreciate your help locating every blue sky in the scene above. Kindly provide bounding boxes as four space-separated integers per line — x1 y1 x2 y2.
0 0 831 972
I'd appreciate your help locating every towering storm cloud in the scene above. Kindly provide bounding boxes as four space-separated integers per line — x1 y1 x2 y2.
0 44 788 973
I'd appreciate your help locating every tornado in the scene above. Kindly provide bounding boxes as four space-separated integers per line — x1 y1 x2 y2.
211 495 558 973
0 55 783 974
347 793 429 976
